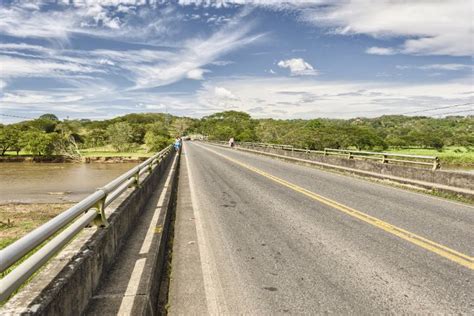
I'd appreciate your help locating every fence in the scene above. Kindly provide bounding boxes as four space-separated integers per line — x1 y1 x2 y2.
0 145 173 302
232 142 440 170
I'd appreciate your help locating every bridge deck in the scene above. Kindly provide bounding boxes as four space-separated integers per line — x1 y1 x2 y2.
168 141 473 314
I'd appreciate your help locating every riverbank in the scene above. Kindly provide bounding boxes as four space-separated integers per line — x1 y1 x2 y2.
0 203 73 249
0 155 149 163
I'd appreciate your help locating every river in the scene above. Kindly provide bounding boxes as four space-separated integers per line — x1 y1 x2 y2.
0 162 138 203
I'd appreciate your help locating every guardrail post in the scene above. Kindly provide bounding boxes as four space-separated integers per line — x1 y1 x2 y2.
347 151 353 159
382 154 388 163
92 192 108 227
148 159 154 174
324 149 328 156
433 157 440 171
130 169 141 188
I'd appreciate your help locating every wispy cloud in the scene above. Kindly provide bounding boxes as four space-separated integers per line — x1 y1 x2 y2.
0 55 103 79
277 58 318 76
121 19 265 89
0 2 182 44
304 0 473 57
397 64 474 71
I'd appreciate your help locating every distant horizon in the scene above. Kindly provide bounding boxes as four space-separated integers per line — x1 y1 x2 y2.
2 107 473 125
1 1 473 124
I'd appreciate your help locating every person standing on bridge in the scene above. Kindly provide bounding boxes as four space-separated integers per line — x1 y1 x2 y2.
229 137 235 148
174 137 181 151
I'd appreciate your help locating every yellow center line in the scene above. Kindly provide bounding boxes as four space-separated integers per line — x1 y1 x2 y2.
199 144 474 270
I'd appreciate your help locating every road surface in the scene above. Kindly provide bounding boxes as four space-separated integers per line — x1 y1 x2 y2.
168 141 473 314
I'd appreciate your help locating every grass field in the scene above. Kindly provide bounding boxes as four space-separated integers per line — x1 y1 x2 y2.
385 147 474 168
4 145 154 158
79 145 153 158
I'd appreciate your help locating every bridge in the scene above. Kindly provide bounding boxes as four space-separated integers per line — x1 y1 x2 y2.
1 142 473 314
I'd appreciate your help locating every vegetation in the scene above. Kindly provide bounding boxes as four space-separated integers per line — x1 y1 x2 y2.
0 113 187 158
1 111 472 166
0 203 73 250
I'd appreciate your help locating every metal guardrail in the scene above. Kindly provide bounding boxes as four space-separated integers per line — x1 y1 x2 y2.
0 145 173 302
236 142 440 170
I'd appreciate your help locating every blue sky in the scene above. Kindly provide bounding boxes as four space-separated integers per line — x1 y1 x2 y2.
0 0 473 123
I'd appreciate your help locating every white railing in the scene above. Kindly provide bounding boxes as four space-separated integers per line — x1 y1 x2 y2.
0 145 173 302
234 142 440 170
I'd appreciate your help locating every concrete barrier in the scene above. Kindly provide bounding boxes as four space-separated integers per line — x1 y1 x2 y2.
1 151 179 315
224 144 473 202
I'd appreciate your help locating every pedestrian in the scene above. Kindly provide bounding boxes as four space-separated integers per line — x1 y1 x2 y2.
174 137 181 151
229 137 235 148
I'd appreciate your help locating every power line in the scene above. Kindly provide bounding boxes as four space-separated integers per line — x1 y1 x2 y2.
434 109 474 117
400 102 473 115
0 113 32 120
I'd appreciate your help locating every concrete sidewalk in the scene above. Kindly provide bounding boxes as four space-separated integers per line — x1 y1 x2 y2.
167 149 208 315
85 155 178 315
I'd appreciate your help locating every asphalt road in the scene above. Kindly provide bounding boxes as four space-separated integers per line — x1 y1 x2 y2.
168 141 473 315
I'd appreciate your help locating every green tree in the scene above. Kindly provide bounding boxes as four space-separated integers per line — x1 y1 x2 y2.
106 122 135 152
0 125 20 155
30 117 57 133
21 131 58 156
200 111 257 141
85 129 108 148
144 122 171 152
39 113 59 121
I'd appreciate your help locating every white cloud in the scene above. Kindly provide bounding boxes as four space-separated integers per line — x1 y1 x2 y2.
214 86 238 100
0 9 264 90
397 64 473 71
277 58 318 76
210 60 234 66
0 3 179 43
186 68 208 80
98 59 116 66
305 0 473 56
366 47 397 56
419 64 473 71
194 76 474 118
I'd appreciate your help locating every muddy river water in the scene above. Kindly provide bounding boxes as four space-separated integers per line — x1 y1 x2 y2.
0 162 138 203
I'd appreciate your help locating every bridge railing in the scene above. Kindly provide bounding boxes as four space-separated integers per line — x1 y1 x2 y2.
0 145 173 302
235 142 440 170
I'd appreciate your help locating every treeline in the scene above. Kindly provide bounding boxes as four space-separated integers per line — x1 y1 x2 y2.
1 111 473 157
0 113 193 157
194 111 473 151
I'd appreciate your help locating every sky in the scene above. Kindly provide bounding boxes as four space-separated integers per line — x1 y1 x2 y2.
0 0 473 123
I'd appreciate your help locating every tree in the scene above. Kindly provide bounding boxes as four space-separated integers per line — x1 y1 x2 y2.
200 111 257 141
106 122 135 152
21 131 58 156
30 118 57 133
145 122 171 152
39 113 59 121
0 125 20 155
85 129 108 148
171 117 194 136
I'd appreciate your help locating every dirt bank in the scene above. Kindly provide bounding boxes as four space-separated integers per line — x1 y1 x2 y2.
0 203 74 249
